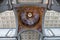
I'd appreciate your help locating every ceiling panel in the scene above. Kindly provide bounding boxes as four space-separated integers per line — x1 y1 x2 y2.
44 10 60 27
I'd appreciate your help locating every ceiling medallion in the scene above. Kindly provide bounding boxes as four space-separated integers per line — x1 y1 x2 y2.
17 6 45 31
20 8 40 26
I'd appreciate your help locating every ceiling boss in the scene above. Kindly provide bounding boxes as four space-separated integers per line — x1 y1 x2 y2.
15 6 45 31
